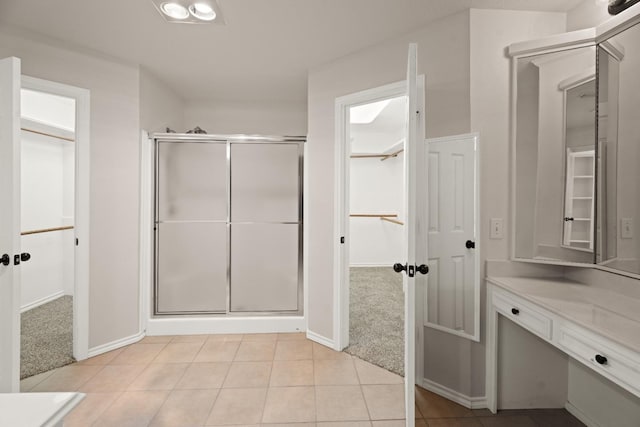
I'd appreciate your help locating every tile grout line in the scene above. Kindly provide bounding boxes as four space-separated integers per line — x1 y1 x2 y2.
201 338 240 425
354 355 374 422
259 349 275 424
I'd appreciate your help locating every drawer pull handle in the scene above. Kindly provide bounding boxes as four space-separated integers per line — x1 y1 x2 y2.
511 308 520 315
595 354 608 365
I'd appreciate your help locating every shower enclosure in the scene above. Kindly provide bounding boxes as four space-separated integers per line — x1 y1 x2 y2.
153 133 304 316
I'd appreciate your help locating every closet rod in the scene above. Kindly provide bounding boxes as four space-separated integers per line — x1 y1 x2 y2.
381 217 404 225
21 225 74 236
350 214 398 218
21 127 75 143
350 148 404 161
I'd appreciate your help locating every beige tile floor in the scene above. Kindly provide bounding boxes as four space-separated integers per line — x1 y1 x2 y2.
20 333 585 426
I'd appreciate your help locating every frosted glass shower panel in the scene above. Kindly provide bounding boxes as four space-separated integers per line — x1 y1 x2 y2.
230 223 299 312
231 143 300 222
157 222 228 313
158 142 227 221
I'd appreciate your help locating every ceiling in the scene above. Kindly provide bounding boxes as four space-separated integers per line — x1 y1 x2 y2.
0 0 583 104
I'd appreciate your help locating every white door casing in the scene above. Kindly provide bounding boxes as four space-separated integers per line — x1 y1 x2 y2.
20 76 91 361
425 134 480 341
0 57 22 392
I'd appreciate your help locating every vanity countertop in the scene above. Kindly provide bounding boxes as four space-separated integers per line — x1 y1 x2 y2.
487 275 640 354
0 392 85 427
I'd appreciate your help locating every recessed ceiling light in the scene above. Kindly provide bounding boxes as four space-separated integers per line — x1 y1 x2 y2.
152 0 225 24
161 2 189 19
189 3 216 21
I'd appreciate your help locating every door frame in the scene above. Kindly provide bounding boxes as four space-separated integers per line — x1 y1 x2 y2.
21 75 91 361
333 77 425 383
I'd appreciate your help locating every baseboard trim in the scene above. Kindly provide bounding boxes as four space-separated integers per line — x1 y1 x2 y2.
306 330 336 350
565 401 603 427
146 316 305 336
20 291 65 313
87 331 145 358
421 378 487 409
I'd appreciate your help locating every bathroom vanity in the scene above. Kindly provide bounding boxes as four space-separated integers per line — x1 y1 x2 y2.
485 268 640 418
494 5 640 426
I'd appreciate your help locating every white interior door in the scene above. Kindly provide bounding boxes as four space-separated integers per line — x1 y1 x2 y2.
0 56 22 392
399 43 425 426
425 134 479 341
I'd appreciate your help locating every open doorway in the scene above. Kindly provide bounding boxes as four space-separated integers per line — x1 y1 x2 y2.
334 76 426 379
19 88 76 378
17 76 90 381
346 96 407 375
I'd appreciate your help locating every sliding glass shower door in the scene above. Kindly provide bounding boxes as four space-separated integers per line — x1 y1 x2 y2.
154 135 304 316
156 141 228 314
230 143 301 312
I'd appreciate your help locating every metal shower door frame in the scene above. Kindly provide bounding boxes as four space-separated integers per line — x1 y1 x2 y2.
152 133 305 317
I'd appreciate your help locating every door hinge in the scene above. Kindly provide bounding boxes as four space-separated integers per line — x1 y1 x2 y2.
340 236 345 244
76 238 79 246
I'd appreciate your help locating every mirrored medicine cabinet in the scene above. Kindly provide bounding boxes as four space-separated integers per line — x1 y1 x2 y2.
513 18 640 277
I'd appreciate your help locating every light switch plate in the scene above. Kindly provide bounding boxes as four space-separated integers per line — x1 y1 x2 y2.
621 218 633 239
490 218 504 239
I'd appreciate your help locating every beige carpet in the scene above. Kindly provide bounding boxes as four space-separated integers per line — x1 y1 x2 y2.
345 267 404 376
21 296 75 379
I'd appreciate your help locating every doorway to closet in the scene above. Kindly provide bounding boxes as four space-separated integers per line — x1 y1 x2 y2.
19 87 77 379
347 96 407 376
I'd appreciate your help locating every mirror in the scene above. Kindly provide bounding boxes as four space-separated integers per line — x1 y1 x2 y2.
514 19 640 277
514 46 597 263
597 23 640 275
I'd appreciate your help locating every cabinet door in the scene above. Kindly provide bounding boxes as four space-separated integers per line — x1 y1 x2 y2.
156 222 227 313
230 223 299 312
230 143 300 222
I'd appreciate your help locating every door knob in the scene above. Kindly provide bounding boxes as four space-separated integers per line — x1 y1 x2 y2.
0 254 9 266
393 263 407 273
465 240 475 249
564 217 574 222
416 264 429 275
20 252 31 262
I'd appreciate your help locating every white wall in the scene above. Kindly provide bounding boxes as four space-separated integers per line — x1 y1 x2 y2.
567 0 611 31
307 9 471 341
21 89 75 132
469 8 566 397
349 152 404 266
349 102 405 267
20 130 74 310
0 26 142 349
140 67 185 133
184 99 307 136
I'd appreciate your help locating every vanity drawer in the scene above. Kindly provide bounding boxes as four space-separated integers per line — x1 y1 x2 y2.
557 324 640 397
493 289 553 340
